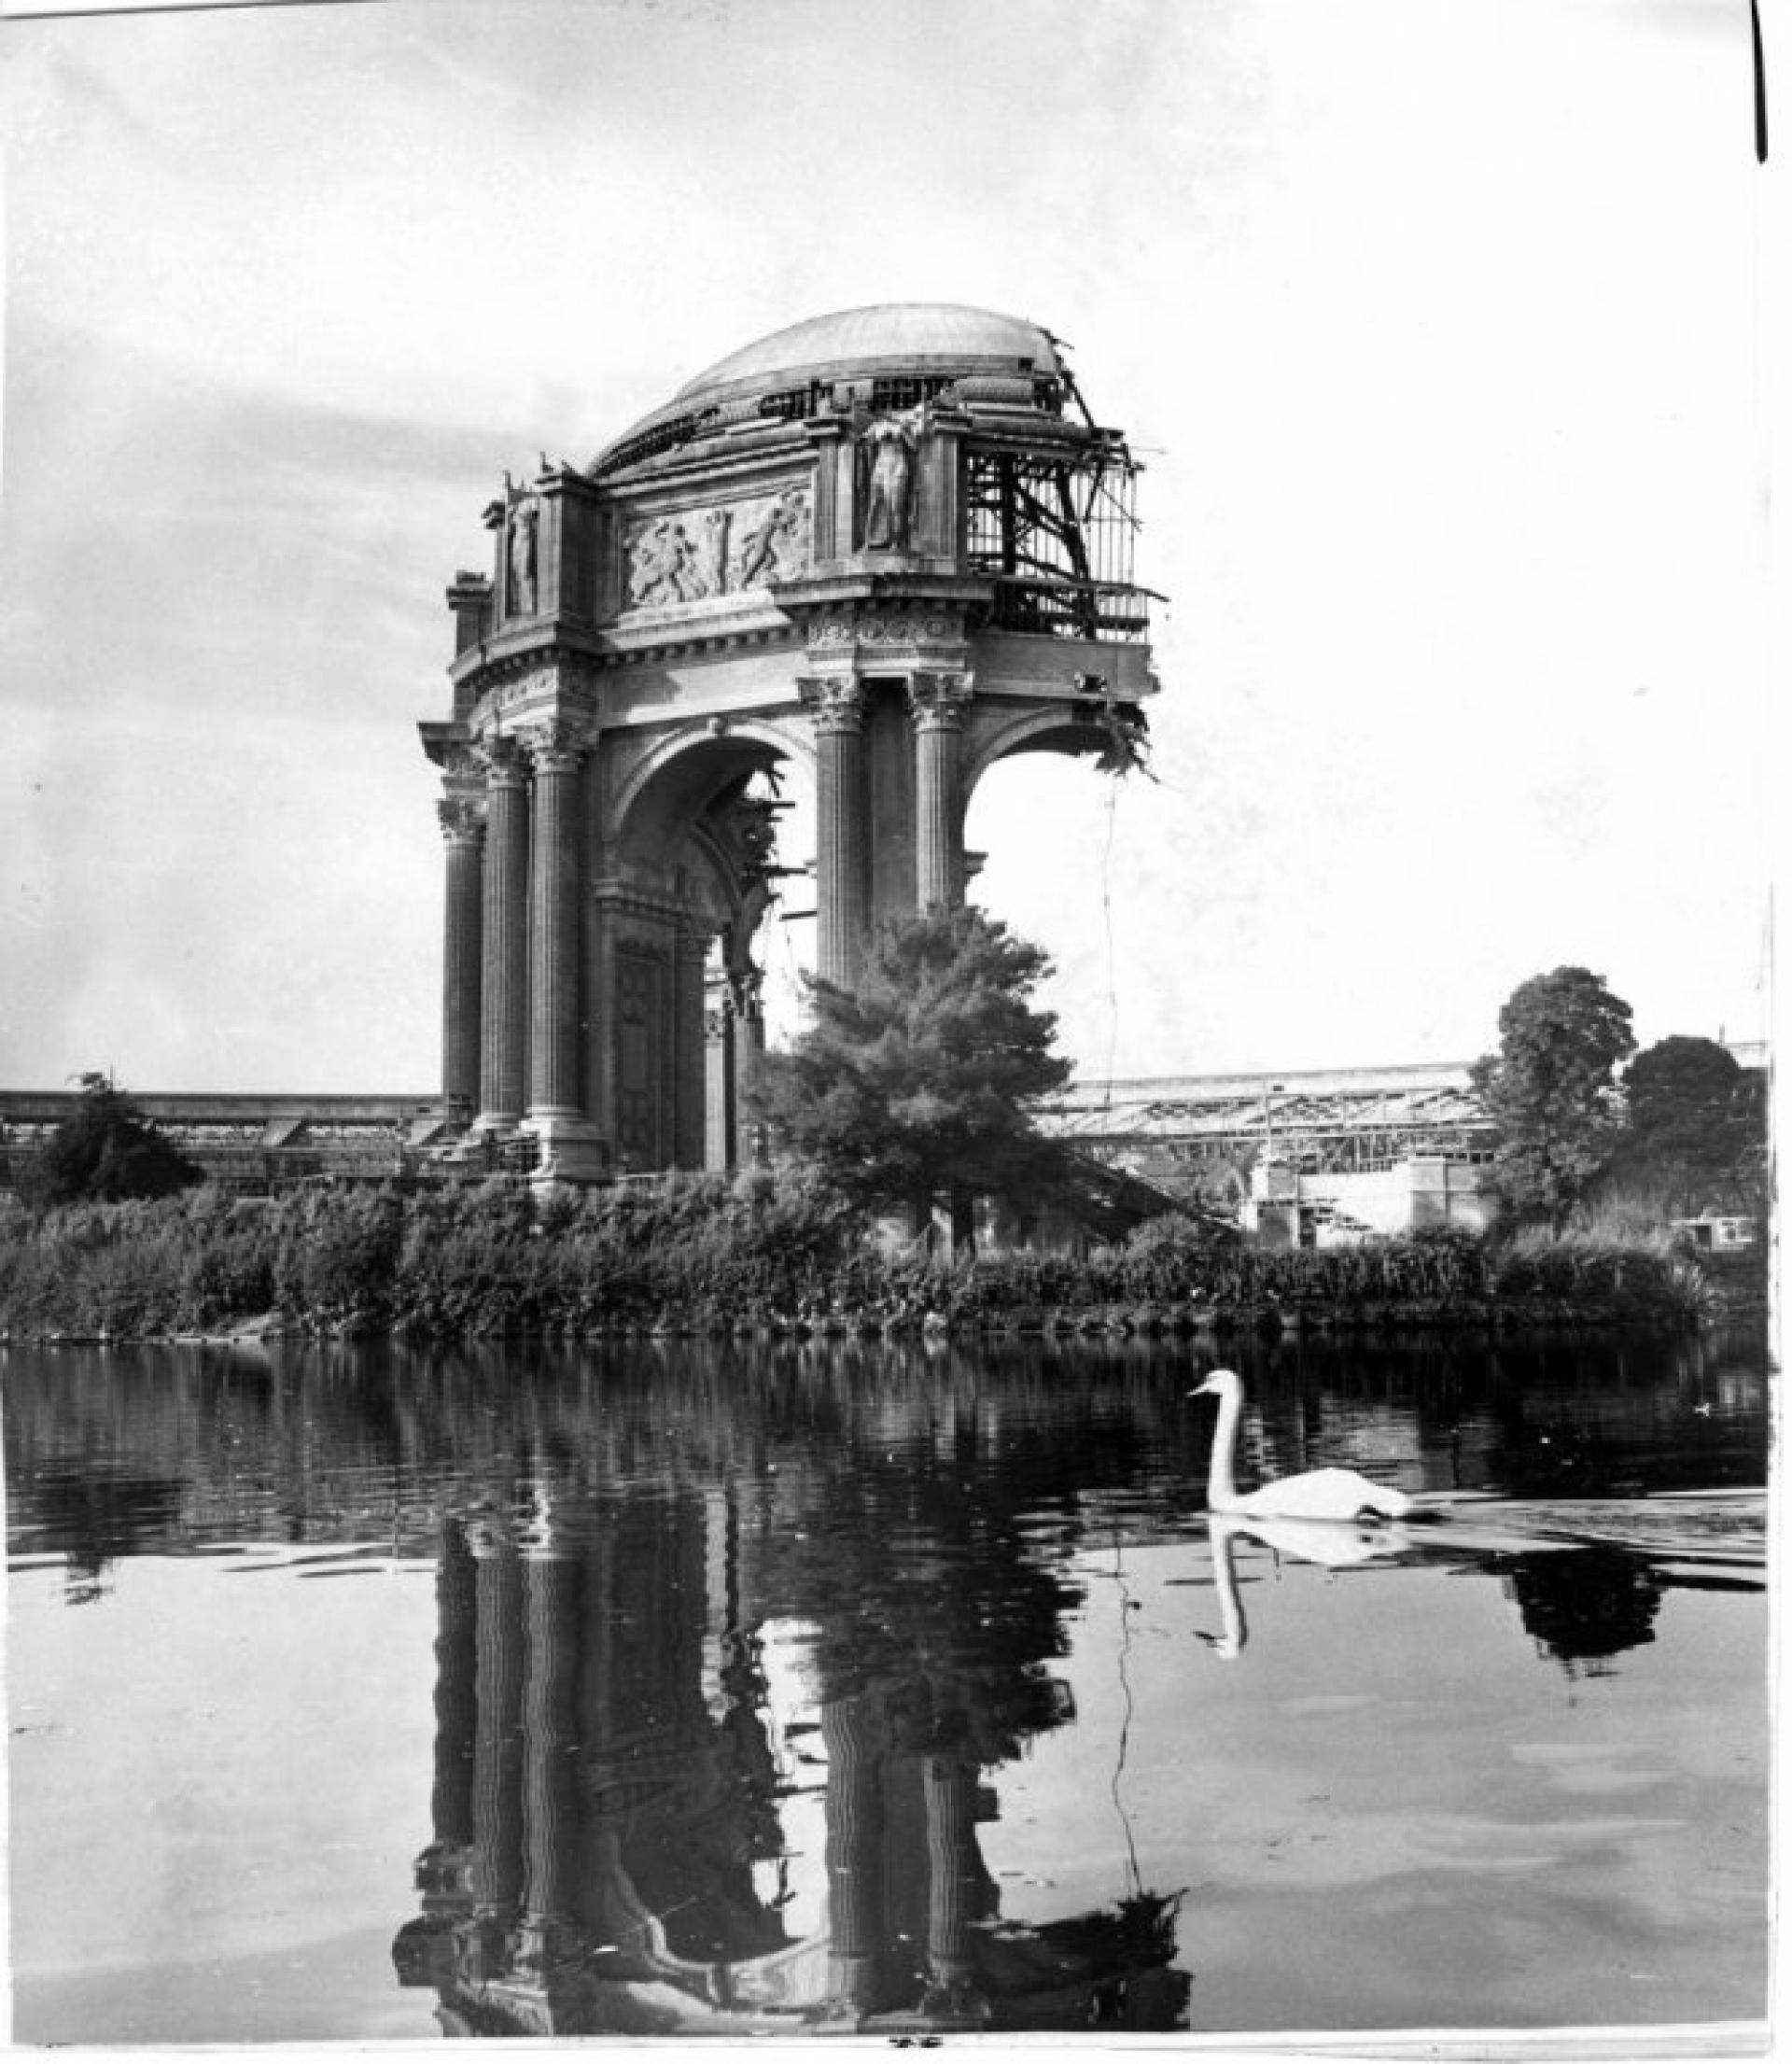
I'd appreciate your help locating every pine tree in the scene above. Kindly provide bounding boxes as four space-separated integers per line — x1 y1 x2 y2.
755 908 1074 1251
20 1073 203 1208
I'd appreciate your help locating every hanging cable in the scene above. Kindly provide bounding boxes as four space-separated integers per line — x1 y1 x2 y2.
1100 776 1121 1116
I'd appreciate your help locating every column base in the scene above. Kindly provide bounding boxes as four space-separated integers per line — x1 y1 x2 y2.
524 1110 609 1187
469 1110 524 1136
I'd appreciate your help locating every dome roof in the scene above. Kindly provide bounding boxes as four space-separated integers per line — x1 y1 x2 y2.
593 303 1067 474
672 302 1062 400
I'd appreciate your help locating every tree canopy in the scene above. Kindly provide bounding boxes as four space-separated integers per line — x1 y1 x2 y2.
1470 967 1635 1226
18 1073 203 1209
1612 1033 1764 1214
753 907 1073 1247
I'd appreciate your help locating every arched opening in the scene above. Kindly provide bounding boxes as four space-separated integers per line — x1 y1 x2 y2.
963 739 1134 1090
607 725 817 1171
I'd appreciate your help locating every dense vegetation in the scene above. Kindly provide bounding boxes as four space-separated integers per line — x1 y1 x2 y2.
0 1176 1719 1343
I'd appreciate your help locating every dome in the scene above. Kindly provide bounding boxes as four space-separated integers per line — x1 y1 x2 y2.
594 302 1067 475
672 302 1062 400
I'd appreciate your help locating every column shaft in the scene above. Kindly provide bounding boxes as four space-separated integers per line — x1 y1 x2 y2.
672 932 709 1170
439 803 484 1117
526 737 585 1119
475 747 529 1130
810 681 868 988
911 674 968 914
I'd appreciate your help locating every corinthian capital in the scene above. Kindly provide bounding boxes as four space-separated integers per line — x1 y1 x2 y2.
797 675 865 736
517 718 590 778
907 670 973 732
478 735 528 789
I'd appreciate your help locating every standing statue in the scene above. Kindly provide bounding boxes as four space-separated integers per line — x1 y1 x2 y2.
507 496 539 615
860 408 921 551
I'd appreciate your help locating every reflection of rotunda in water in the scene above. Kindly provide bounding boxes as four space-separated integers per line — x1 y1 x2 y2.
393 1465 1187 2036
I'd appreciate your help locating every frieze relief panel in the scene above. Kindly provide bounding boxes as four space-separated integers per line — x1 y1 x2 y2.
622 486 812 611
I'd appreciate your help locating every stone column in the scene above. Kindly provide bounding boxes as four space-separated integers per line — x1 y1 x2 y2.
473 740 529 1134
672 926 709 1171
438 797 485 1122
704 981 735 1172
909 672 970 914
804 678 869 988
524 728 605 1181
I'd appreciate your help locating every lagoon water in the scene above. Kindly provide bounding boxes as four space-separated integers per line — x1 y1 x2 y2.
4 1330 1771 2045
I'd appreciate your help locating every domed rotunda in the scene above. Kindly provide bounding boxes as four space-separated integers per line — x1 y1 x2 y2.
420 303 1160 1180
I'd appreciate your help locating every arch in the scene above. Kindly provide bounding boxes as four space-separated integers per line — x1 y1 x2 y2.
961 707 1110 810
611 716 815 867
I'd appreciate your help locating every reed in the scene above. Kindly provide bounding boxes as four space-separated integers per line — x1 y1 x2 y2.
0 1183 1715 1341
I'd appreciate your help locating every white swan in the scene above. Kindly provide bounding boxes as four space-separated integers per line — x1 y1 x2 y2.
1189 1368 1415 1522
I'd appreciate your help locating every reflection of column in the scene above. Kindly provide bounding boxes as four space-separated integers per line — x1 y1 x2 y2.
438 797 484 1118
523 727 604 1179
805 678 868 988
430 1517 479 1859
820 1692 886 2018
909 673 969 914
469 1526 525 1923
474 741 529 1132
516 1537 581 1973
920 1753 987 2021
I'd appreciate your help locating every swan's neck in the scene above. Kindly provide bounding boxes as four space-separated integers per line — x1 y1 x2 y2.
1207 1384 1241 1509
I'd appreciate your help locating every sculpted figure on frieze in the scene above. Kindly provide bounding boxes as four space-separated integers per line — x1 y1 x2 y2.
735 488 810 588
623 488 812 610
627 517 692 607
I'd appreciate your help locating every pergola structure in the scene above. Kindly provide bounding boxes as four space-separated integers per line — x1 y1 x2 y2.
420 304 1158 1180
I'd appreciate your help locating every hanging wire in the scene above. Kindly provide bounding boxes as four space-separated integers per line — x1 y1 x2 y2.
1100 775 1122 1117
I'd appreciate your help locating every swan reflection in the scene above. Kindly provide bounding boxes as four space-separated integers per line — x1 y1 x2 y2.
1198 1510 1419 1660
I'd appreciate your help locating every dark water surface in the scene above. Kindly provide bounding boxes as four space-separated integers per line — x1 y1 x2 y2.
4 1329 1771 2044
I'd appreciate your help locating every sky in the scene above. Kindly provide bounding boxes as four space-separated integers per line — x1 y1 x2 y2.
0 0 1778 1094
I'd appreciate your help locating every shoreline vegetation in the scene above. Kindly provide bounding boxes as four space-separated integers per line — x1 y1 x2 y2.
0 1172 1756 1348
